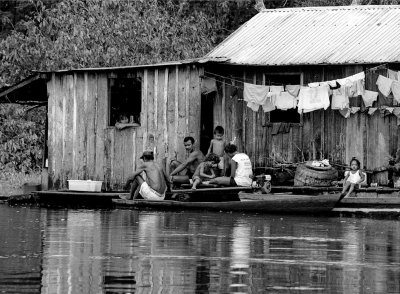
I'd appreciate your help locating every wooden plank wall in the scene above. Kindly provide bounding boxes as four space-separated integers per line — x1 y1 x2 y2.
47 64 201 190
210 66 302 169
210 64 400 184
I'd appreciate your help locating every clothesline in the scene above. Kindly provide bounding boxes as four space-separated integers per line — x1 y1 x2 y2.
202 65 400 117
204 71 285 86
365 63 389 74
203 64 390 87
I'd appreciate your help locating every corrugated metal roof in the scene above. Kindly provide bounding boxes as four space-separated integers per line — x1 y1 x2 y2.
206 5 400 66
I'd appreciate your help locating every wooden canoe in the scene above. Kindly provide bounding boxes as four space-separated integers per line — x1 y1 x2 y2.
112 192 341 214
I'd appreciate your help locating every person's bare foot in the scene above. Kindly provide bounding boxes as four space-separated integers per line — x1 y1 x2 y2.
119 194 131 200
191 186 197 190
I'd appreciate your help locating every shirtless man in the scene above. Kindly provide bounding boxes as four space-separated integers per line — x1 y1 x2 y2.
169 136 205 184
122 151 170 200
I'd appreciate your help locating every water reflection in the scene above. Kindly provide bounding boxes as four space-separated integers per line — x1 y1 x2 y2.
0 205 400 293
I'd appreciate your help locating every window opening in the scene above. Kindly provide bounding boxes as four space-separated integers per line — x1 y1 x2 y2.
109 78 141 127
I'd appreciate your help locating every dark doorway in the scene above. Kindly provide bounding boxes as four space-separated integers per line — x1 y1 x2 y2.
200 93 214 155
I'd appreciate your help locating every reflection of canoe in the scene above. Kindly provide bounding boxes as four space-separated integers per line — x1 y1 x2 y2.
112 192 341 214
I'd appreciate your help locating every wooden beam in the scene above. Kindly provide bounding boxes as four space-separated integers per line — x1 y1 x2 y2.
0 74 41 98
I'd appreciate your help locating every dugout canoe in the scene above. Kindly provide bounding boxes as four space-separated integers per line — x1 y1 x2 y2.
112 189 341 214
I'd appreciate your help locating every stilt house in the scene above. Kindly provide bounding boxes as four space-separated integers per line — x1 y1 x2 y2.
1 5 400 189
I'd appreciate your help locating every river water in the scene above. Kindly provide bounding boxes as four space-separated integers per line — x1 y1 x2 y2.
0 205 399 294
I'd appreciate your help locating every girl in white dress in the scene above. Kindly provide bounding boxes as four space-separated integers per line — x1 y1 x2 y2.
341 158 365 198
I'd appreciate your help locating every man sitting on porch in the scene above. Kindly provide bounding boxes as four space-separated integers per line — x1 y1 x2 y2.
122 151 170 200
169 136 205 185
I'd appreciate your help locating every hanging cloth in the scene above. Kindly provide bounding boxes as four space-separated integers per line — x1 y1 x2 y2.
393 108 400 125
391 80 400 104
376 75 393 97
297 85 330 114
243 83 270 112
350 107 360 114
331 87 349 110
269 85 284 94
339 108 350 118
201 77 217 94
361 90 379 107
285 85 301 97
388 69 399 81
275 91 297 110
368 108 378 115
385 107 395 114
308 82 320 88
347 72 365 97
262 95 276 113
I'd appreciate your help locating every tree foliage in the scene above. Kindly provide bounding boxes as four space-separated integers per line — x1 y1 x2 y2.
0 104 45 173
0 0 226 87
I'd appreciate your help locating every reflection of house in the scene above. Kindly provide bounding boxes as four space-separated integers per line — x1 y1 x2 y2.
2 5 400 189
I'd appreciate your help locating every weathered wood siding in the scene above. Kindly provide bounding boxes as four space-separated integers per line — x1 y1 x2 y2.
209 64 400 184
47 64 202 190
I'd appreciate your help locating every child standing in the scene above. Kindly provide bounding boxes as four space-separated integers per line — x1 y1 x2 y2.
341 158 365 198
192 153 220 189
207 126 227 174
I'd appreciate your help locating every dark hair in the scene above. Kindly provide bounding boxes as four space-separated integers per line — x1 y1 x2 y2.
140 151 154 161
184 136 195 144
224 143 237 154
214 126 224 135
350 157 360 169
204 153 220 164
142 154 154 161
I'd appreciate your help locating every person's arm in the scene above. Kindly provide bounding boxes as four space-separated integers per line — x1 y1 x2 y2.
358 170 365 184
124 166 145 189
230 159 237 178
343 171 349 182
162 169 172 191
200 164 215 179
170 151 200 176
209 168 216 179
206 140 213 156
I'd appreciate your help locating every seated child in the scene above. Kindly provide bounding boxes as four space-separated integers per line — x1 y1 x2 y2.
341 158 365 198
192 153 220 190
207 126 227 174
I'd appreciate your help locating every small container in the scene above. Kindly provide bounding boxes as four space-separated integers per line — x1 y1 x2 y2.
68 180 103 192
370 182 378 187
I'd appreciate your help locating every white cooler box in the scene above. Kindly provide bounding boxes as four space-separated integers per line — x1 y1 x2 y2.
68 180 103 192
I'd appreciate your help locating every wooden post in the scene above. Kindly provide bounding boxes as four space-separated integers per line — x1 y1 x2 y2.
142 69 148 152
243 72 247 152
174 66 179 159
154 69 158 129
185 66 190 135
72 73 77 178
253 73 257 168
222 78 226 130
163 68 169 157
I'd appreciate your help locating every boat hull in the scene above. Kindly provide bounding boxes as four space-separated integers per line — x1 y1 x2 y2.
113 193 341 214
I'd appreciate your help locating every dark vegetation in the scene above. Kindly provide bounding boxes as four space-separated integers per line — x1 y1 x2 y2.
0 0 399 174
